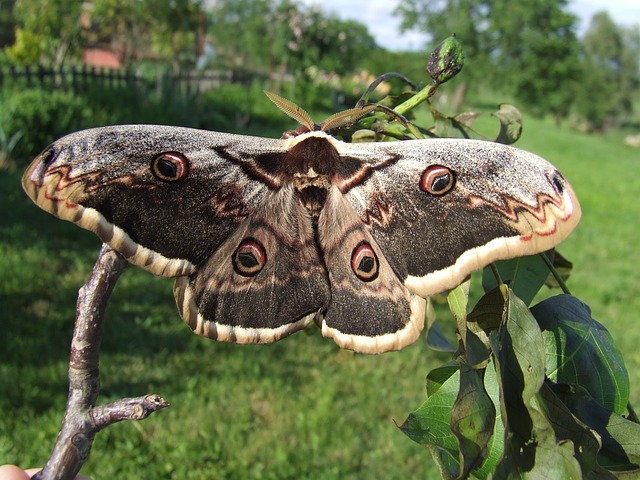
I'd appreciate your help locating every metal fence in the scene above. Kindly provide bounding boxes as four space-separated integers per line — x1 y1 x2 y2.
0 65 288 93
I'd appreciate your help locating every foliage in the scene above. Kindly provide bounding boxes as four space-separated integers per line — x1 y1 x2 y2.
0 87 90 161
395 0 640 130
4 0 204 69
7 0 85 67
495 1 581 123
0 0 17 49
333 35 638 478
4 0 640 134
197 82 291 133
90 0 204 69
205 0 378 100
0 77 294 165
573 12 640 131
0 123 23 169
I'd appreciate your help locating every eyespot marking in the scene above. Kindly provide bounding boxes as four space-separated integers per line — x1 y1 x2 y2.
351 241 379 282
151 152 189 182
420 165 455 195
551 171 565 195
233 238 267 277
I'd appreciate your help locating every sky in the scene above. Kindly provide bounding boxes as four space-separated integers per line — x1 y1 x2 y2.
299 0 640 51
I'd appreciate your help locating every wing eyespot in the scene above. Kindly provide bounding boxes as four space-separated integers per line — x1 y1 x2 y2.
233 238 267 277
550 171 565 195
420 165 456 195
351 241 379 282
40 146 58 166
151 152 189 182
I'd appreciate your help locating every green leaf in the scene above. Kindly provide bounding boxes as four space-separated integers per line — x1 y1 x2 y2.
492 103 523 145
449 281 490 368
491 286 583 478
532 294 630 414
426 297 457 353
426 363 459 397
400 369 460 452
450 366 495 477
482 254 550 306
538 382 602 474
425 445 460 480
447 282 469 324
472 362 505 479
461 286 504 368
403 360 506 479
550 383 640 471
466 287 504 333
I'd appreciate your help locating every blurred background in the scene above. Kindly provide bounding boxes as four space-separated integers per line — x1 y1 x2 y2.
0 1 639 478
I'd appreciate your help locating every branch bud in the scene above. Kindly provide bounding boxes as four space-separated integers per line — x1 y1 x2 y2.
427 34 465 85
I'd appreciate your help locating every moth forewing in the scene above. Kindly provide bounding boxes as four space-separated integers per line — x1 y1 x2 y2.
22 125 581 353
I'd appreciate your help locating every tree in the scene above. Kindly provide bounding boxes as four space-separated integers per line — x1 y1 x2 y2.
395 0 582 122
4 0 204 69
0 0 16 50
6 0 85 67
491 0 582 123
207 0 277 70
89 0 204 69
283 6 377 75
574 11 640 130
395 0 492 111
207 0 376 77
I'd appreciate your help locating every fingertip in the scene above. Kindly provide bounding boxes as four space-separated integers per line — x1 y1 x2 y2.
0 465 30 480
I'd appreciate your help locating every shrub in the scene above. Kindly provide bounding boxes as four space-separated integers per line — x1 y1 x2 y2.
0 88 91 164
197 82 290 134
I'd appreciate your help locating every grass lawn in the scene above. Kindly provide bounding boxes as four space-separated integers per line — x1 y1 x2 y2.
0 106 638 479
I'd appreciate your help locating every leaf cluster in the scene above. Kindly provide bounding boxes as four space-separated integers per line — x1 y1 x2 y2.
338 35 638 478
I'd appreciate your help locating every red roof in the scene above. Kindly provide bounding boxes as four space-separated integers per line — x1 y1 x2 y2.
82 49 122 69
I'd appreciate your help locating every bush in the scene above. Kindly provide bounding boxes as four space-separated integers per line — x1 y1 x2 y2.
197 82 291 134
0 88 92 164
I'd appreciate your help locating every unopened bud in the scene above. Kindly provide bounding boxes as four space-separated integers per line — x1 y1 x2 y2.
427 34 465 85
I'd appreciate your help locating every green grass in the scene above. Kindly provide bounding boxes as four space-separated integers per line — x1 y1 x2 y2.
1 110 639 478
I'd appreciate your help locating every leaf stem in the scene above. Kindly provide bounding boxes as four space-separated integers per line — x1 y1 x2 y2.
394 82 438 116
539 252 572 295
489 263 503 286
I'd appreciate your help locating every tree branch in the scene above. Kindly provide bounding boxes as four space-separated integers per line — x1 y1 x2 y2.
33 244 169 480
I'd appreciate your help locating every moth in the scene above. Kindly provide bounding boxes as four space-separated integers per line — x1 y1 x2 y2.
22 101 581 354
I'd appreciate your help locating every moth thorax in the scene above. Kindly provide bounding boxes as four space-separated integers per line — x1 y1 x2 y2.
297 184 328 218
284 136 340 177
286 136 340 217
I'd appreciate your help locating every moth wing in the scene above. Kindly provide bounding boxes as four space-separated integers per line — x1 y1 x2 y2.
317 187 425 354
22 125 287 277
336 138 581 297
175 186 331 344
